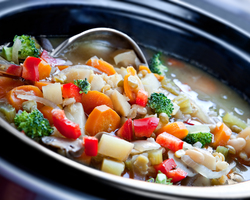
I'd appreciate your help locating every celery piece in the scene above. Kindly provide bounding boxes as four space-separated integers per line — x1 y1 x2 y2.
148 149 163 165
223 112 247 130
187 125 210 134
2 46 12 61
0 102 16 123
216 146 229 158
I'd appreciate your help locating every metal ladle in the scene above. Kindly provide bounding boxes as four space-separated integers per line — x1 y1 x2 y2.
51 27 148 65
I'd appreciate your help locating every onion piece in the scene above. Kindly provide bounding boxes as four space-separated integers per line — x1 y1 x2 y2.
131 138 161 153
168 151 197 177
17 94 60 109
12 38 21 64
181 155 236 179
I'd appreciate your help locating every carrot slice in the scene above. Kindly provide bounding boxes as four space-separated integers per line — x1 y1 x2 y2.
38 60 52 80
212 122 232 147
81 90 113 115
39 105 54 125
57 65 69 71
86 58 116 75
85 105 120 136
0 77 24 99
6 85 43 111
139 65 151 73
155 122 188 139
124 66 144 104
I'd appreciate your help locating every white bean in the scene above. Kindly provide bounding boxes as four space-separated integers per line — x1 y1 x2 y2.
227 138 246 152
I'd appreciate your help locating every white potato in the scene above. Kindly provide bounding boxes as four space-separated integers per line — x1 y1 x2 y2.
42 83 62 105
101 158 125 176
110 89 131 116
98 134 134 161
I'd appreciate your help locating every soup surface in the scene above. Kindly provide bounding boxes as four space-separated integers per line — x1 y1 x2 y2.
0 34 250 186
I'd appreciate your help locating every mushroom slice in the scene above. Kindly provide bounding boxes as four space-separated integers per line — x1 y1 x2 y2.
42 136 83 157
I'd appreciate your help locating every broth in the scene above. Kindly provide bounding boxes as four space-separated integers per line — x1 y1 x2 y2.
1 35 250 187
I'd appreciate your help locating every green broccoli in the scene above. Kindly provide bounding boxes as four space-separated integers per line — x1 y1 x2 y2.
184 132 212 147
14 109 53 139
74 78 91 94
147 171 173 185
1 35 40 61
147 93 173 117
149 52 168 75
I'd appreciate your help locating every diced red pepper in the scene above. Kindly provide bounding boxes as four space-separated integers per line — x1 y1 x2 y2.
156 132 183 152
154 158 177 174
22 56 41 81
135 89 148 107
165 168 188 183
51 109 81 139
62 83 82 102
117 118 133 141
40 50 65 66
134 117 159 138
6 64 22 77
83 137 98 156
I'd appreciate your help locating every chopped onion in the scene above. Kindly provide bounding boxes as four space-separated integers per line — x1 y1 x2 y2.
61 64 103 75
131 138 161 153
113 50 140 67
168 151 197 177
181 155 236 179
12 38 21 64
17 94 60 109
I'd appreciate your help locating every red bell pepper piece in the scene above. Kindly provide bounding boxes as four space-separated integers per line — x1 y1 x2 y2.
40 50 65 66
165 168 188 183
62 83 82 102
83 137 98 156
22 56 41 81
6 64 23 77
136 89 148 107
156 132 183 152
51 109 81 139
117 118 133 141
154 158 177 174
134 117 159 138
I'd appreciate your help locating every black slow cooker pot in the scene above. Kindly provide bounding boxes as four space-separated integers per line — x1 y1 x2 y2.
0 0 250 199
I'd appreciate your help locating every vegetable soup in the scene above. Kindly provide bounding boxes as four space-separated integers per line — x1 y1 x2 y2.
0 33 250 186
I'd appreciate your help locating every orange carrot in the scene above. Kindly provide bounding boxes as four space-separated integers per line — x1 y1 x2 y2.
138 65 164 81
86 58 116 75
57 65 69 71
6 85 43 111
39 105 54 125
81 90 113 115
85 105 120 136
153 73 165 82
0 77 24 99
124 66 144 104
38 60 52 80
34 81 53 91
212 122 232 147
139 65 151 73
155 122 188 139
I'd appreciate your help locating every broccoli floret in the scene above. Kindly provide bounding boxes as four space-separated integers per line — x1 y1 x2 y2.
14 35 40 59
184 132 212 147
14 109 53 139
147 171 173 185
74 78 91 94
147 93 173 117
149 52 168 75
